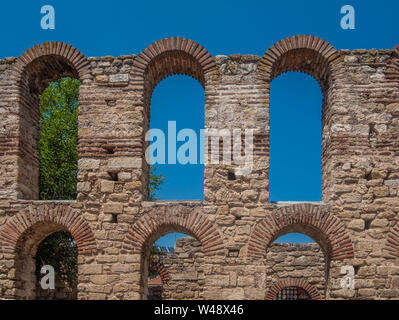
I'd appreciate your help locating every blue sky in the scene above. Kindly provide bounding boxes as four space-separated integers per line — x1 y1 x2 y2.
1 0 397 247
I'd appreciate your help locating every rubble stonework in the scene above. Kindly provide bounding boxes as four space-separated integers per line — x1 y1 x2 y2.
160 238 325 300
0 36 398 300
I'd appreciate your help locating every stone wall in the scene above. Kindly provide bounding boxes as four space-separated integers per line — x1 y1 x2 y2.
0 36 398 300
160 238 325 300
161 237 205 300
265 243 326 299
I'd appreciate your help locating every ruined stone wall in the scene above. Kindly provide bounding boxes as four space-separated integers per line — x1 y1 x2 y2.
0 57 19 200
265 243 326 298
161 238 325 300
0 36 398 300
161 237 205 300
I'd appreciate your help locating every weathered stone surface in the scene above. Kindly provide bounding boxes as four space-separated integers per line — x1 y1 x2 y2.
109 74 129 83
108 158 142 169
103 203 124 214
348 219 365 231
0 37 398 301
78 159 100 170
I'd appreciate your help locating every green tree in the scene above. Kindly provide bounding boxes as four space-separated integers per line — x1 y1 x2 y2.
39 77 80 200
36 77 166 285
149 166 166 200
35 231 78 284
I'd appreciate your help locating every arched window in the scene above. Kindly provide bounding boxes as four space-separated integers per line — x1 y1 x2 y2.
131 37 215 201
123 206 224 300
39 77 80 200
259 35 339 203
149 75 204 200
34 231 78 300
14 43 87 200
141 231 204 300
269 72 322 201
267 232 326 297
147 234 202 300
0 205 95 300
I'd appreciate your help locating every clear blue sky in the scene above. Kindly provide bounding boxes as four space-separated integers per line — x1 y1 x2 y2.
1 0 396 246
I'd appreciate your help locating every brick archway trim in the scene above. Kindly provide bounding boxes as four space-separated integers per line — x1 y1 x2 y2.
123 209 224 256
247 203 354 260
131 37 216 92
384 221 399 258
12 41 90 82
265 278 323 300
0 205 96 255
259 35 339 85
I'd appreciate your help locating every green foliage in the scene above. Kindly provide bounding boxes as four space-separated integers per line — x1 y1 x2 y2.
35 231 78 284
149 166 166 200
36 77 167 284
38 77 80 200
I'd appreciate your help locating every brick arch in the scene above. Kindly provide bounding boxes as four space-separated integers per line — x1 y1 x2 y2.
131 37 216 107
247 203 354 260
13 41 90 94
384 221 399 259
265 278 323 300
259 35 339 90
0 205 96 255
123 208 224 256
11 42 89 200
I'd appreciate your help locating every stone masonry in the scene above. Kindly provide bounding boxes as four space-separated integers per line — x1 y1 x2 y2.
160 237 325 300
0 36 398 299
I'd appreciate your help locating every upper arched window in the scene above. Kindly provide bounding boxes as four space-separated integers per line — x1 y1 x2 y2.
269 72 322 201
14 43 88 200
131 37 215 200
260 35 338 202
149 75 204 200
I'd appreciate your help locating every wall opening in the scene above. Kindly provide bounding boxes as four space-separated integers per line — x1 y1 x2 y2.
14 224 78 300
269 72 322 202
275 232 314 244
18 54 81 200
38 77 80 200
141 232 204 300
149 75 204 200
267 231 327 298
34 231 78 300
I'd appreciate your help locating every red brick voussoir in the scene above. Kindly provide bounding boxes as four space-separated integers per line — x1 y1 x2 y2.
0 204 96 255
247 203 354 261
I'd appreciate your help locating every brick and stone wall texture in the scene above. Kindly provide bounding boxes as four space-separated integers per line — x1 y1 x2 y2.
161 237 205 300
159 238 325 300
0 36 398 300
